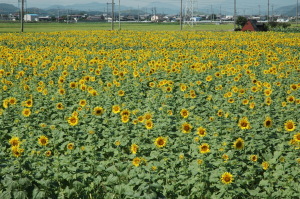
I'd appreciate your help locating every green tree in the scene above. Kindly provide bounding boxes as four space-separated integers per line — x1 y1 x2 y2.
236 16 248 28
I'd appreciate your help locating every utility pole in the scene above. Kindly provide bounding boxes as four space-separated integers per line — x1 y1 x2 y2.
234 0 236 29
111 0 114 30
297 0 299 26
21 0 24 32
180 0 182 30
118 0 121 30
258 5 261 16
267 0 270 22
271 4 274 22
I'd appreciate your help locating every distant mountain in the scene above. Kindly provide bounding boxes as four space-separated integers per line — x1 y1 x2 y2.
143 2 180 14
0 3 19 13
274 4 298 16
0 3 298 17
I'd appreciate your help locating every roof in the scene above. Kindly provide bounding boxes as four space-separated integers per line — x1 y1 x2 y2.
241 20 267 31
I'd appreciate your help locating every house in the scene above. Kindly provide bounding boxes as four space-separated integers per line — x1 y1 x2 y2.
24 14 39 22
241 20 267 31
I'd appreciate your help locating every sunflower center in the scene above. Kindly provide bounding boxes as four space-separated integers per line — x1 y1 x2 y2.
158 139 164 146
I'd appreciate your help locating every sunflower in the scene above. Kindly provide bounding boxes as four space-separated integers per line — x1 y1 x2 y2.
145 120 154 130
250 155 258 162
67 115 79 126
180 84 187 91
132 157 141 167
9 137 21 147
56 103 64 110
69 82 77 88
181 122 192 133
238 117 250 130
121 109 130 116
233 138 244 150
286 95 295 103
180 109 189 118
284 120 296 132
263 116 272 128
11 146 24 157
199 143 210 154
79 99 87 107
264 89 272 96
261 161 269 170
144 113 152 120
22 108 31 117
130 144 139 154
196 127 207 137
222 154 229 161
118 90 125 96
38 135 49 146
115 140 121 146
45 150 52 157
154 136 167 148
112 105 121 114
93 107 104 116
8 97 17 105
121 115 129 123
67 143 75 150
58 88 66 95
293 133 300 142
206 75 213 81
221 172 234 184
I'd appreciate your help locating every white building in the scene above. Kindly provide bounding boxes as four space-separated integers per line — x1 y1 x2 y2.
24 14 39 22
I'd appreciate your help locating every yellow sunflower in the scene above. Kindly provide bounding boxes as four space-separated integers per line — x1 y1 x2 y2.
112 105 121 114
67 115 79 126
221 172 234 184
263 116 272 128
132 157 141 167
38 135 49 146
154 136 167 148
180 109 189 118
249 155 258 162
22 108 31 117
9 137 21 147
93 107 104 116
293 133 300 142
238 117 250 130
67 143 75 150
233 138 244 150
181 122 192 133
262 161 270 170
284 120 296 132
145 120 154 130
196 127 207 137
130 144 139 154
121 115 130 123
199 143 210 154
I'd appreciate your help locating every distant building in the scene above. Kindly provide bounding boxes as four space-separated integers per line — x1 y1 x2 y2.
242 20 268 31
24 14 39 22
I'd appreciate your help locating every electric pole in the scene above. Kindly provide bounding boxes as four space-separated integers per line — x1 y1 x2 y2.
180 0 182 30
111 0 114 30
234 0 236 29
297 0 299 26
21 0 24 32
267 0 270 22
118 0 121 30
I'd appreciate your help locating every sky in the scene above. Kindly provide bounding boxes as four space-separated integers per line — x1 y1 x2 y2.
4 0 297 12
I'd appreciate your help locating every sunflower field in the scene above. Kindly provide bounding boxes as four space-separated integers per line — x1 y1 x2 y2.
0 30 299 198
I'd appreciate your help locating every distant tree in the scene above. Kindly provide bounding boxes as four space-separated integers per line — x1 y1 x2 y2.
236 16 248 28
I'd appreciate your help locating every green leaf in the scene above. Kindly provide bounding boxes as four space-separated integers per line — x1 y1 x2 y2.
259 179 269 186
13 191 27 199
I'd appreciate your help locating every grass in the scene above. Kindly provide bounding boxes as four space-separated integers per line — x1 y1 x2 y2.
0 21 235 33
